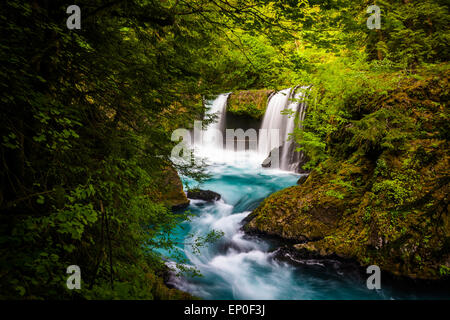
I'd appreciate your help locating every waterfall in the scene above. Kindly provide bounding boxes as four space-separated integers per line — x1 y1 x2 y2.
201 93 229 149
258 86 309 172
195 92 264 166
280 86 309 171
193 88 308 172
257 88 292 157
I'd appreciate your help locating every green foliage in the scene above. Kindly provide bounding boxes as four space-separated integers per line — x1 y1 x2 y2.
325 189 345 200
439 265 450 277
364 0 449 68
372 179 413 205
186 230 226 256
292 56 400 169
0 0 238 299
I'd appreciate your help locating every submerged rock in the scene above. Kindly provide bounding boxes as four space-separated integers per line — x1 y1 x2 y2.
187 189 221 202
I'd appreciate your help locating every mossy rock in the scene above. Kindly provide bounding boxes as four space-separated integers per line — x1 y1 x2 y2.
244 69 450 280
227 89 274 120
148 165 190 210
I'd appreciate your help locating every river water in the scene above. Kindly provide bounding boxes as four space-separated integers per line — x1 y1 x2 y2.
159 153 448 300
159 93 448 300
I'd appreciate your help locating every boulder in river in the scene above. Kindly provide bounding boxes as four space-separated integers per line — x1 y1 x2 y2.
187 189 221 202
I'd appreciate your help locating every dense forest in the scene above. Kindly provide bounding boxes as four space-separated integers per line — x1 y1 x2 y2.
0 0 448 299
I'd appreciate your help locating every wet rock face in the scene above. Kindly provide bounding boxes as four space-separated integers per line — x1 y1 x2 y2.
297 175 308 185
187 189 221 202
261 146 310 173
171 201 190 211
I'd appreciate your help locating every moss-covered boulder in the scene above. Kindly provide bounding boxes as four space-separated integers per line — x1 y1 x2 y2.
148 165 190 210
227 89 274 120
187 189 221 202
245 70 450 280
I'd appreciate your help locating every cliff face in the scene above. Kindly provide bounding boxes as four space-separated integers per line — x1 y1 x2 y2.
245 70 450 280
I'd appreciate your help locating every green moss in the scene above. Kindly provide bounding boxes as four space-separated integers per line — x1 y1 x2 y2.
440 265 450 276
325 189 345 200
148 165 189 210
227 89 274 119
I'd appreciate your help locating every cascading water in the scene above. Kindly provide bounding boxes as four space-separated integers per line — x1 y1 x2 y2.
195 89 308 172
279 86 309 171
257 88 292 158
201 93 229 150
195 93 265 167
258 86 308 172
